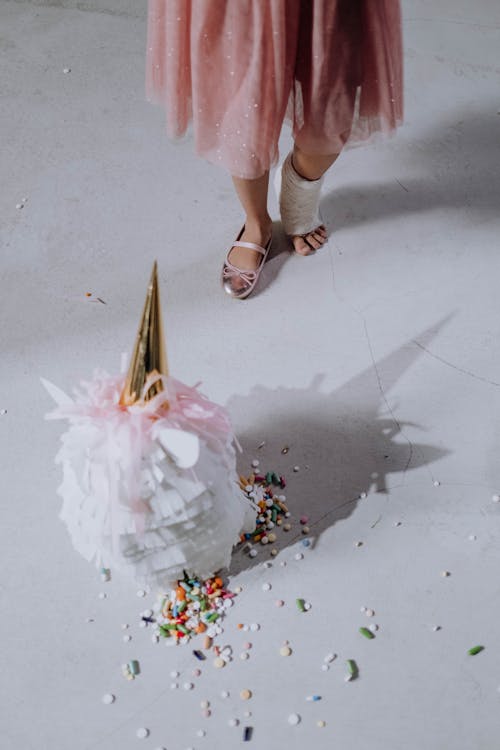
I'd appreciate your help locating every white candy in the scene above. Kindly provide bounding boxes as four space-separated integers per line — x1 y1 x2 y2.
433 480 440 487
493 494 500 503
228 718 239 727
249 549 258 558
98 592 107 599
137 590 146 598
101 693 115 704
323 653 336 663
121 624 129 630
360 492 367 499
321 664 329 672
293 466 300 472
288 713 301 725
368 624 379 633
303 602 311 611
143 609 153 618
170 671 180 678
183 682 194 690
63 67 71 73
365 609 375 617
468 535 477 541
294 553 304 561
251 459 259 468
262 583 272 591
221 690 230 698
196 729 206 737
262 561 272 569
250 623 260 631
240 652 249 660
136 728 149 739
123 635 131 642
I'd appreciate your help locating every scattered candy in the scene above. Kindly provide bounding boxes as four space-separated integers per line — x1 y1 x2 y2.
441 571 451 577
136 728 149 739
324 653 336 663
346 659 358 680
281 446 289 454
300 516 309 525
492 494 500 503
221 690 230 699
136 590 146 598
102 694 115 705
321 664 329 672
359 627 375 639
433 480 441 487
296 598 306 612
123 635 131 643
293 466 300 472
240 689 252 700
280 646 292 656
243 726 253 741
63 67 71 73
240 652 250 660
228 718 239 727
184 682 194 690
294 553 304 561
306 695 322 702
365 609 375 617
468 534 477 541
276 600 285 607
193 650 205 661
360 492 367 499
287 713 301 726
262 583 272 591
317 720 326 728
98 592 107 599
468 645 485 655
368 624 379 633
432 625 442 632
250 623 260 631
213 657 225 669
100 567 111 582
251 459 259 468
196 729 206 738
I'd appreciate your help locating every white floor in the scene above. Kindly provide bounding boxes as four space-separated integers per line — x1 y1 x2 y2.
2 1 500 748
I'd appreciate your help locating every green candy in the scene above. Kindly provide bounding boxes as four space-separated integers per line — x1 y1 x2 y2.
468 645 484 656
296 598 306 612
359 627 375 640
347 659 358 677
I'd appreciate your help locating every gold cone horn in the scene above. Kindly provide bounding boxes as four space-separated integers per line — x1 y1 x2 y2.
120 261 168 406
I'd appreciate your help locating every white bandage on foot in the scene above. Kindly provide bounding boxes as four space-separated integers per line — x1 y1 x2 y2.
277 152 324 236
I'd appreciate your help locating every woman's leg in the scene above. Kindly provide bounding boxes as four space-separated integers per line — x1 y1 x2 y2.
228 171 273 272
290 144 341 255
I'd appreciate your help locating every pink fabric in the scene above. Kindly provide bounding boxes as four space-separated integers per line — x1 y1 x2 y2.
146 0 403 179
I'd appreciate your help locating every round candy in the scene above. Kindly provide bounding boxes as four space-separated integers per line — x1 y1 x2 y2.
288 713 301 725
136 728 149 739
275 600 285 607
213 657 225 669
196 729 206 737
262 583 272 592
102 693 115 705
250 623 260 631
249 549 258 558
200 700 210 709
240 689 252 700
228 718 239 727
294 553 304 561
221 690 230 698
492 494 500 503
317 720 326 728
240 652 249 660
280 646 292 657
123 635 131 642
136 589 146 597
433 480 440 486
170 670 180 678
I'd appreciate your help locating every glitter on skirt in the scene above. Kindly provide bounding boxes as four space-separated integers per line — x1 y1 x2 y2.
146 1 403 178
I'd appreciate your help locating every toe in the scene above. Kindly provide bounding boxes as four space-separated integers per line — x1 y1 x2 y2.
292 236 314 256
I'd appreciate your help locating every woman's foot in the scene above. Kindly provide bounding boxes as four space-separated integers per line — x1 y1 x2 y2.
226 221 272 274
292 224 328 256
222 220 272 298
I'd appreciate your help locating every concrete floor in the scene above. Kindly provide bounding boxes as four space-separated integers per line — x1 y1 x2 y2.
2 1 500 748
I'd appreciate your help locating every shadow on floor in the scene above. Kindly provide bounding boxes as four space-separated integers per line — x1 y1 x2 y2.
227 318 451 577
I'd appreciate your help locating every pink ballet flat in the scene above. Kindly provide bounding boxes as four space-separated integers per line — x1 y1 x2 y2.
221 227 272 300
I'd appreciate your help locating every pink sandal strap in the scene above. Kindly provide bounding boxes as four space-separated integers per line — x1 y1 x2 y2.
232 240 267 255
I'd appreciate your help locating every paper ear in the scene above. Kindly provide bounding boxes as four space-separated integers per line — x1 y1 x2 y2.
155 427 200 469
40 377 74 407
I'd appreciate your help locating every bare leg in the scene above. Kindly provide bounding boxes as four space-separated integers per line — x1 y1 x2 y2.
228 172 273 275
290 144 341 255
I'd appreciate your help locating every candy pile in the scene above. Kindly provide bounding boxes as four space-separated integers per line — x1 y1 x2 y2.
238 469 291 554
152 572 237 643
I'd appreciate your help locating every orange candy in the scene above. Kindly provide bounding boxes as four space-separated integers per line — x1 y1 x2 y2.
176 586 186 601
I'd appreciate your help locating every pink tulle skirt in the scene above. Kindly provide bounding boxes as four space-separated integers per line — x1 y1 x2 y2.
146 1 403 179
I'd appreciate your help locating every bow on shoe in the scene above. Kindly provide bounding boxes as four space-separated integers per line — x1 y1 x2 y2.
223 262 257 285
